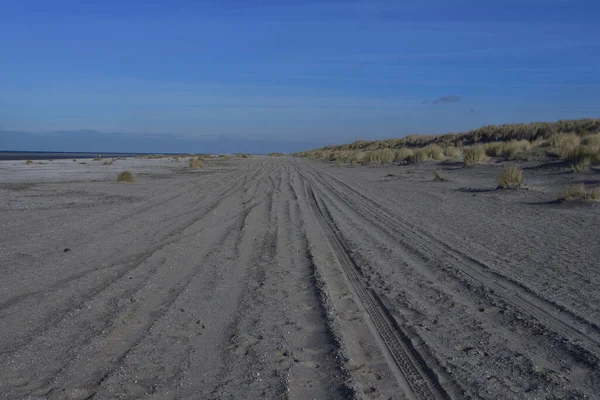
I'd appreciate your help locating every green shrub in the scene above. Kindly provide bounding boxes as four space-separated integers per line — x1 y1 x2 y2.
25 160 32 165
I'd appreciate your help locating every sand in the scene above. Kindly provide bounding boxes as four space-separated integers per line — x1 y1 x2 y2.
1 156 599 399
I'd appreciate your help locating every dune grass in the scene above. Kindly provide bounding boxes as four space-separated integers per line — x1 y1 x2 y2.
497 165 524 188
463 146 490 166
394 148 414 162
103 160 114 165
25 160 32 165
560 184 600 201
444 146 462 159
117 171 135 183
189 157 205 168
269 152 285 157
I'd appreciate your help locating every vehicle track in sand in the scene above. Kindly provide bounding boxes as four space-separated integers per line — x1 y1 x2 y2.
300 164 600 359
3 156 599 399
300 172 453 400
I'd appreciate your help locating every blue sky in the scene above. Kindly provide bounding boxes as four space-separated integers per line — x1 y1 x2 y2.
1 0 599 152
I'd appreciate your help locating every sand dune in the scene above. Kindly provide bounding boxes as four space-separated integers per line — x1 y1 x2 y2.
1 156 599 399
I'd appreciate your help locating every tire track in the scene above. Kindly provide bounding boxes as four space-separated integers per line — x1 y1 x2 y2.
0 167 251 317
48 202 262 400
304 166 600 357
300 173 451 400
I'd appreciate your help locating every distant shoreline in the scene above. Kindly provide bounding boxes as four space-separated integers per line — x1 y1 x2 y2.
0 151 178 161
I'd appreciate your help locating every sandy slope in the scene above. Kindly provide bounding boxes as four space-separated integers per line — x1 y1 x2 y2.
0 156 599 399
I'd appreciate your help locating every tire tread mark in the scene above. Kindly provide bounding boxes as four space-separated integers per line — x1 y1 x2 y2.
301 174 451 400
305 167 600 355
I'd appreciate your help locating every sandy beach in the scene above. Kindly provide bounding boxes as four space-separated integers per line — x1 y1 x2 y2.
1 156 599 399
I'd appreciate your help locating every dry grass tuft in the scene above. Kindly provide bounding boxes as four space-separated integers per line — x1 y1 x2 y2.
117 170 135 183
350 151 365 166
394 148 414 162
426 145 445 160
409 149 429 164
497 165 524 188
464 145 490 166
25 160 33 165
364 149 395 164
93 156 102 161
269 152 285 157
548 133 581 158
189 157 205 168
560 184 600 201
444 146 462 159
103 160 114 165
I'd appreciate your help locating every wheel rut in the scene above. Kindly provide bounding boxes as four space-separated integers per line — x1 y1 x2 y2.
304 165 600 358
300 173 452 400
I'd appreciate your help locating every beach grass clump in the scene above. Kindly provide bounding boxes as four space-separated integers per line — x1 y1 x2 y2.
548 133 581 159
560 184 600 201
409 148 429 164
394 148 414 162
503 140 531 158
93 156 102 161
103 160 114 165
189 157 205 168
564 144 599 171
464 145 490 166
350 151 365 166
72 159 77 162
363 149 395 164
378 149 395 164
497 165 524 188
444 146 462 159
269 152 285 157
25 160 33 165
426 145 445 160
117 170 135 183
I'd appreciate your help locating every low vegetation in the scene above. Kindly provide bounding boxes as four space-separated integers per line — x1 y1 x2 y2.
497 166 524 189
103 160 114 165
25 160 32 165
294 119 600 169
560 184 600 201
189 157 205 168
269 152 285 157
93 157 102 161
117 170 135 183
463 146 490 166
